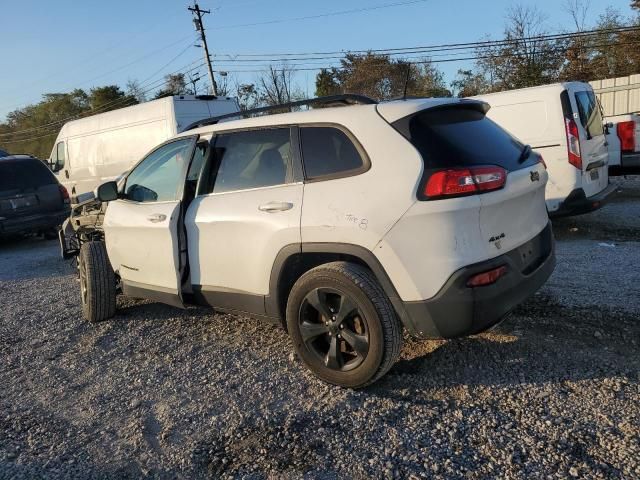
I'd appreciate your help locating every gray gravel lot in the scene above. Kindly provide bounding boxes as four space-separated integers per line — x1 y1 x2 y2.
1 179 639 479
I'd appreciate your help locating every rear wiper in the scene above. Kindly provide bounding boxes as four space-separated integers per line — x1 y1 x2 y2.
518 144 532 163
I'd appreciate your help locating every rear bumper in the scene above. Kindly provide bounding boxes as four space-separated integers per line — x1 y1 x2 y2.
0 208 70 236
549 183 617 218
400 222 555 339
609 152 640 176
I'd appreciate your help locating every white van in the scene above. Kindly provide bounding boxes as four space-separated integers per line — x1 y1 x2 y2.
474 82 616 216
49 95 240 196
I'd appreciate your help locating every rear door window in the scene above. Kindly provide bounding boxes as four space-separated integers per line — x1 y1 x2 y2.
207 128 292 194
300 127 365 179
574 91 604 138
0 159 57 192
393 106 534 171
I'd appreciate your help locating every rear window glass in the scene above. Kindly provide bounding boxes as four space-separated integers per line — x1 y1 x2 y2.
394 107 533 171
300 127 365 179
0 159 57 191
209 128 291 194
575 91 604 138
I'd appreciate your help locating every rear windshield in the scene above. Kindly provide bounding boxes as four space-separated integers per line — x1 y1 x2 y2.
0 159 57 191
393 106 535 171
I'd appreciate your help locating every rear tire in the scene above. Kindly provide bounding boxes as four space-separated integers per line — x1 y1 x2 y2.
286 261 403 388
79 241 116 323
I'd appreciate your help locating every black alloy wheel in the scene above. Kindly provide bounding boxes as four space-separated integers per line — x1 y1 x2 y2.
299 287 370 372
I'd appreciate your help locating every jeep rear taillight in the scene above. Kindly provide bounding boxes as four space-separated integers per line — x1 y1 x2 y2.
424 166 506 199
59 185 70 204
617 121 636 153
565 117 582 169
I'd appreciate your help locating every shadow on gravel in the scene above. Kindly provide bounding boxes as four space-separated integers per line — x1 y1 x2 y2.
375 293 639 394
115 300 191 321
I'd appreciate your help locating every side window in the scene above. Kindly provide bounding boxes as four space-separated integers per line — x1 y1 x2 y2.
300 127 365 180
124 138 194 203
575 91 604 138
55 142 65 170
209 128 291 194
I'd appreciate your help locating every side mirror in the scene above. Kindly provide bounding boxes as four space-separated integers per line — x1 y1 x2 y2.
49 159 63 173
606 122 614 129
96 181 119 202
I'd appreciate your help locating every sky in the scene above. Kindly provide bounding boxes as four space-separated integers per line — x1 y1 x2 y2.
0 0 634 120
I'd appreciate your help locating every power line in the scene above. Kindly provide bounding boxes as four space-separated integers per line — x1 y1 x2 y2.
1 60 206 140
0 34 198 114
2 131 59 145
3 24 639 139
213 0 430 30
206 38 640 74
138 41 199 86
213 25 640 62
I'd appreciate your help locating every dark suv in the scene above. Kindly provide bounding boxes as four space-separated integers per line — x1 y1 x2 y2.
0 156 70 239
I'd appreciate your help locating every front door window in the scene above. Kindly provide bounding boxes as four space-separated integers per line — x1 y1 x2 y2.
124 138 195 203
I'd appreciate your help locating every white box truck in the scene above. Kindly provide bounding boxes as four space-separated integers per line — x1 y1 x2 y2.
474 82 616 216
48 95 240 196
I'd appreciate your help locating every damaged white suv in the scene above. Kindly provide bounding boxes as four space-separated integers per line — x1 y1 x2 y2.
61 94 555 388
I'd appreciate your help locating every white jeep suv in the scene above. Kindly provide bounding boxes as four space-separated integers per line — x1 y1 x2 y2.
61 95 555 388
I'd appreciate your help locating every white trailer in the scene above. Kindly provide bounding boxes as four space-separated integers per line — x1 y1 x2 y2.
49 95 240 195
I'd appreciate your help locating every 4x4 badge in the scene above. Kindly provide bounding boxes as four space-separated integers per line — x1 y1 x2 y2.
530 171 540 182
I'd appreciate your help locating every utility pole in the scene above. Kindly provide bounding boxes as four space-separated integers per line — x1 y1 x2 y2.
188 2 218 96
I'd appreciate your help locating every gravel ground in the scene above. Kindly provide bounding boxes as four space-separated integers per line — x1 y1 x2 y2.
1 179 639 479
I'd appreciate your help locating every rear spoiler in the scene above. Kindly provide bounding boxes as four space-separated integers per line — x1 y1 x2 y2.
376 98 490 125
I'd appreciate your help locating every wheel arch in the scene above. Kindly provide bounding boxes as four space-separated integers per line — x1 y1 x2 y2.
266 243 411 331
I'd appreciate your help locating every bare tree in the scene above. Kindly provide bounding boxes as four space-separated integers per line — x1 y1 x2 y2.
125 79 147 103
561 0 594 80
215 73 232 97
257 65 303 107
477 4 564 90
564 0 591 30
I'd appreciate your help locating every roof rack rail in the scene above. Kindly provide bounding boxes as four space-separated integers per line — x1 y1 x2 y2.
183 94 377 132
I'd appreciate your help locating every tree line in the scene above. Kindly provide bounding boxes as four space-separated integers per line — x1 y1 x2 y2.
1 1 638 159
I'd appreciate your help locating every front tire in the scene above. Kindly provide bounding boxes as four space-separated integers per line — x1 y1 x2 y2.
78 241 116 323
286 262 403 388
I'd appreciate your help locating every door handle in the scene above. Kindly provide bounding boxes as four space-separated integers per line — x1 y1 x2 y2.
258 202 294 213
147 213 167 223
